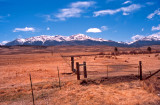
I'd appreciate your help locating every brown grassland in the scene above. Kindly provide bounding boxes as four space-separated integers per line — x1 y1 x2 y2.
0 45 160 105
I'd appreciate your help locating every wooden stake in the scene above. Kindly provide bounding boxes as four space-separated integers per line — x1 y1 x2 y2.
76 62 80 80
57 67 61 90
138 65 139 77
29 73 35 105
107 65 108 78
139 61 142 80
71 57 74 72
83 62 87 78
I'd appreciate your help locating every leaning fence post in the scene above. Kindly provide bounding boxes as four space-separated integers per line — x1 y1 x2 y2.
71 57 74 72
76 62 80 80
29 73 35 105
57 67 61 90
83 62 87 78
139 61 142 80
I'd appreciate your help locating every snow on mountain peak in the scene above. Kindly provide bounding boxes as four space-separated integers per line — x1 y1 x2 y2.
4 33 160 46
68 34 107 41
9 34 108 45
0 41 10 45
16 38 26 43
126 32 160 45
69 34 91 41
25 35 54 42
132 32 160 42
146 32 160 40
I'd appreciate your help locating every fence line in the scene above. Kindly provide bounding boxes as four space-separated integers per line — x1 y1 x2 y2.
87 64 137 67
74 61 141 80
145 69 160 80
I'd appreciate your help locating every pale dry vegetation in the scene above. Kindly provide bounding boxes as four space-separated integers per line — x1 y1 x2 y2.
0 45 160 105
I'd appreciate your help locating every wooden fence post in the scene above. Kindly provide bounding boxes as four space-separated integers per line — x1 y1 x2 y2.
57 67 61 90
76 62 80 80
138 65 139 77
107 65 108 78
83 62 87 78
71 57 74 72
139 61 142 80
29 73 35 105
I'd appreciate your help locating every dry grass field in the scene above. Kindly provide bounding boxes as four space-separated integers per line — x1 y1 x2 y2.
0 45 160 105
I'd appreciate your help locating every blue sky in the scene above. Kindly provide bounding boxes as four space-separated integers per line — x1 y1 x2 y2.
0 0 160 44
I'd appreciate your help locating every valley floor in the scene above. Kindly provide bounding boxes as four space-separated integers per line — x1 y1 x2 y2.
0 46 160 105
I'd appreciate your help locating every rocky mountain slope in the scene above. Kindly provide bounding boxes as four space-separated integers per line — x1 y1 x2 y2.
4 34 160 47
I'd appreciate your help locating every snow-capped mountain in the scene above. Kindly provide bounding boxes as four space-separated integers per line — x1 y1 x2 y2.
7 34 107 44
24 35 69 42
127 32 160 47
30 34 107 42
5 34 109 45
131 32 160 42
5 34 125 46
0 41 9 46
3 33 160 47
141 36 160 41
67 34 107 41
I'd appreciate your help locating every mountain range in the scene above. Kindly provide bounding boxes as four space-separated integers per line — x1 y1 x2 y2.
2 34 160 47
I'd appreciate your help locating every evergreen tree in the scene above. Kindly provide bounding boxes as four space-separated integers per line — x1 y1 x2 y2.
114 47 118 55
114 47 118 52
147 47 151 53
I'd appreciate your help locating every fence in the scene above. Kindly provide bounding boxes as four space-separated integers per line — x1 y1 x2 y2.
74 61 140 80
69 56 160 81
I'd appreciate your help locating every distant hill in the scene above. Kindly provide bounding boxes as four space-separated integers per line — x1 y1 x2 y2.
4 34 160 47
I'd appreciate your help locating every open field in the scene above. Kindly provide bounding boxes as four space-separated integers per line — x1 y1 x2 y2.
0 45 160 105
